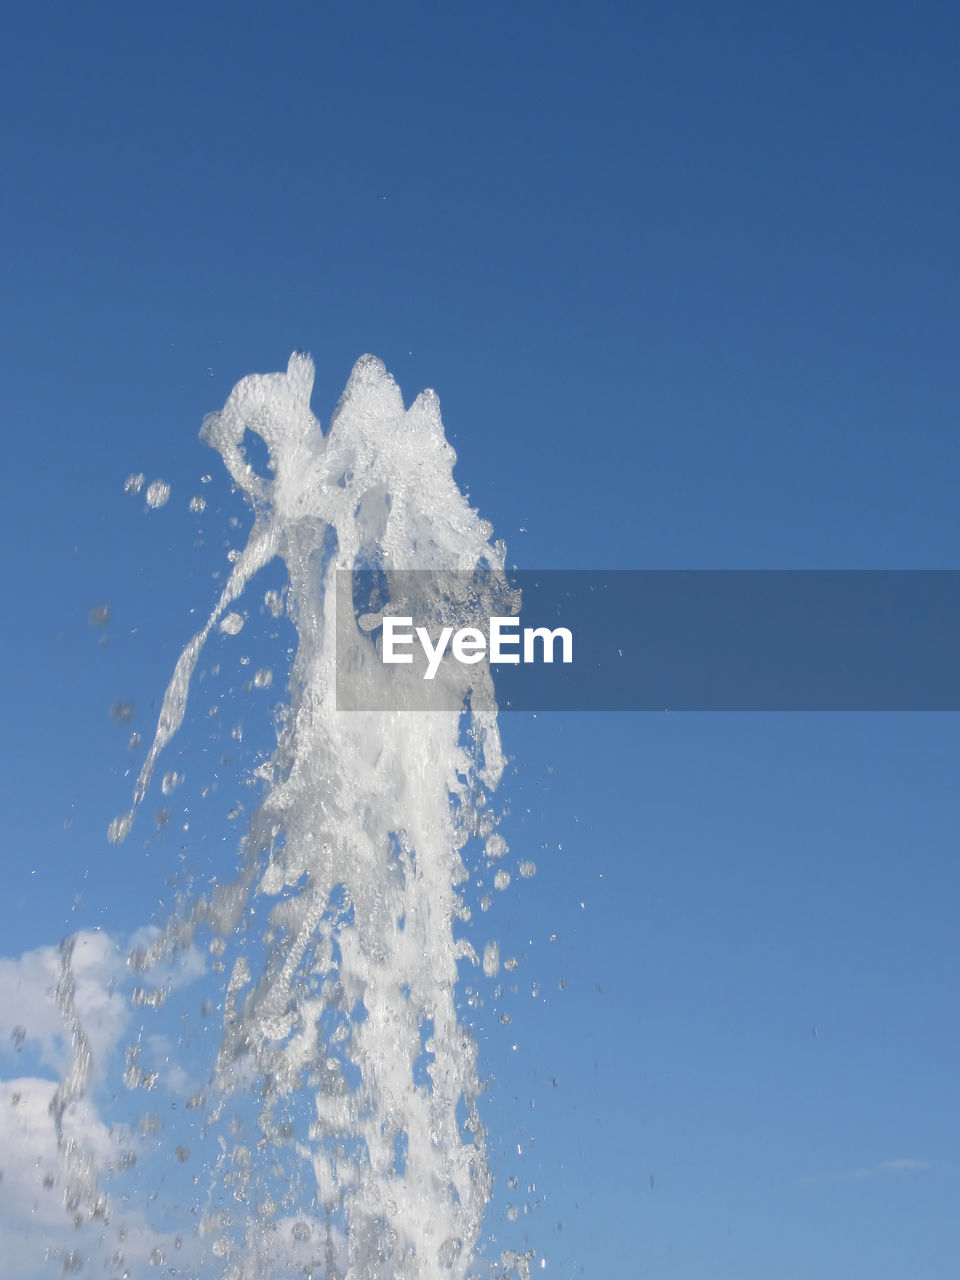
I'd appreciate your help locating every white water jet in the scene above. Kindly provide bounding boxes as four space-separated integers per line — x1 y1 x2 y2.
97 354 524 1279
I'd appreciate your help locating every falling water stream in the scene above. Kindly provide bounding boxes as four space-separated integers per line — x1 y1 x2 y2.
54 355 532 1279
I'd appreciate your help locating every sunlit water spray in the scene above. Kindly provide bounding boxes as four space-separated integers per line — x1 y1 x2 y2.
82 354 530 1278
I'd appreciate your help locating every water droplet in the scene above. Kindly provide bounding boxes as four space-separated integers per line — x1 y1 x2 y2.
486 833 508 859
145 479 170 509
108 811 134 844
220 612 244 635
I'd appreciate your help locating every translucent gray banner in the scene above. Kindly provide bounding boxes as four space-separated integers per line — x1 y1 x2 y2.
335 570 960 711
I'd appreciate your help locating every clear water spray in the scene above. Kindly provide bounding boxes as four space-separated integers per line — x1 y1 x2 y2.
92 354 526 1278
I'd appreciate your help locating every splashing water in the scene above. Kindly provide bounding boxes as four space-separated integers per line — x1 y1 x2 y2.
91 354 526 1278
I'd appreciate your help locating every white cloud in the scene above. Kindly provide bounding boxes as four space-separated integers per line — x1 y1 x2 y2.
0 1075 178 1278
0 929 206 1278
0 931 128 1078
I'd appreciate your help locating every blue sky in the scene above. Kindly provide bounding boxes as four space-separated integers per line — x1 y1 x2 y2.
1 1 958 1275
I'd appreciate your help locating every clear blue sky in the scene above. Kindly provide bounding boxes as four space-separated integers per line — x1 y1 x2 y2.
1 2 958 1276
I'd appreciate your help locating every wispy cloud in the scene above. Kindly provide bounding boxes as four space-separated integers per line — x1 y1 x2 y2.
804 1157 948 1186
868 1158 937 1177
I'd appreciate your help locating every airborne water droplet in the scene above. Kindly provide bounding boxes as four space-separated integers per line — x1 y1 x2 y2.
145 479 170 509
219 611 244 635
